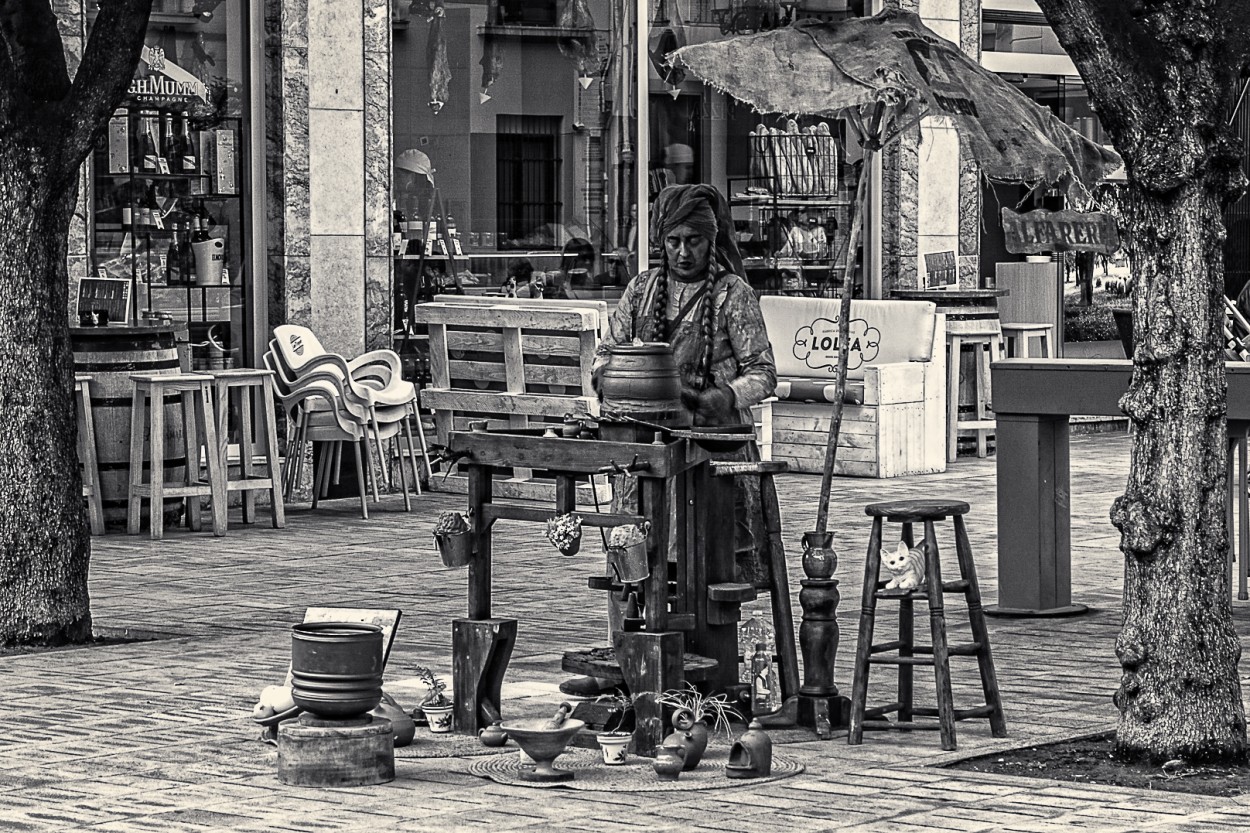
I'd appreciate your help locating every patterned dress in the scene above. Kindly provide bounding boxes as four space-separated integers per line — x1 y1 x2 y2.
596 268 779 587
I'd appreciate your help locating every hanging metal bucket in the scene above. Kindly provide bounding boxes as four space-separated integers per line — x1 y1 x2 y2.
608 521 651 584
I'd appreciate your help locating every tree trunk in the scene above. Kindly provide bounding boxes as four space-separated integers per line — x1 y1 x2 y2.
0 142 92 646
1112 179 1247 763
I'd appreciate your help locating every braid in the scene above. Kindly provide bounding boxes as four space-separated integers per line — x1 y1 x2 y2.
698 271 717 389
648 261 670 343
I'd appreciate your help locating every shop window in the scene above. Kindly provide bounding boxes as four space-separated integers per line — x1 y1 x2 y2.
497 0 558 26
496 115 563 250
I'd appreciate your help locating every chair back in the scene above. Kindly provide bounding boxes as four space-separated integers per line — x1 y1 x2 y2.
273 325 331 376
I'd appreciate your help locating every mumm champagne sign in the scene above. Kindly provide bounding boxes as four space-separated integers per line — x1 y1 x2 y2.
129 45 209 103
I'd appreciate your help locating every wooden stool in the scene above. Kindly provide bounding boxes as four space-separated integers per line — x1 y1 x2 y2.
1229 420 1250 601
208 368 285 528
849 499 1006 751
74 374 105 536
127 373 227 539
946 321 1001 462
1001 323 1054 359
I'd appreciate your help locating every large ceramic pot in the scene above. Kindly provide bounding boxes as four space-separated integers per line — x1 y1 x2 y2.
666 707 709 771
290 622 384 719
598 343 692 430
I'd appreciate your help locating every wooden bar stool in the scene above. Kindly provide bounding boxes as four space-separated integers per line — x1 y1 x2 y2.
1001 323 1054 359
127 373 227 539
74 374 105 536
208 368 285 528
946 319 1001 462
849 499 1006 751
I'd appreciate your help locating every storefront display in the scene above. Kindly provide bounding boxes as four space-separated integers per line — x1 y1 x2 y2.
86 0 253 370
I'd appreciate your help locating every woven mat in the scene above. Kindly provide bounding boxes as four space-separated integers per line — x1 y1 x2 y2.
394 731 513 759
468 745 804 791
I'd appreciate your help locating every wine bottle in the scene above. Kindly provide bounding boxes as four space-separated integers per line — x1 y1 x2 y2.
138 110 159 172
178 111 198 174
160 111 176 170
165 222 181 284
392 203 404 256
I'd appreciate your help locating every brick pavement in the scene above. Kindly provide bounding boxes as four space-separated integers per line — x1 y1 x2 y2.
2 433 1248 832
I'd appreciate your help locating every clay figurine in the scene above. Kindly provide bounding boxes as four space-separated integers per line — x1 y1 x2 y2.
725 719 773 779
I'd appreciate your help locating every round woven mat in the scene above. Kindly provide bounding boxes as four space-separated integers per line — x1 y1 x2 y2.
468 745 804 791
394 731 513 759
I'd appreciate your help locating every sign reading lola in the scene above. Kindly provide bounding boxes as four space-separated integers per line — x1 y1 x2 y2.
1001 207 1120 255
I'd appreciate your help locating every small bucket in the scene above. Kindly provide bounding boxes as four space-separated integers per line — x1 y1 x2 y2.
435 530 473 568
608 522 650 583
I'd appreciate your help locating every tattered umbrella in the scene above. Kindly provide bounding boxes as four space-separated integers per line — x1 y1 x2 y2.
672 9 1122 532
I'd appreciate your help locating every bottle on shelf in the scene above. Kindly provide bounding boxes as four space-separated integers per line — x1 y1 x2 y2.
179 220 196 284
191 216 210 244
178 111 198 175
392 202 404 256
160 110 176 171
165 222 182 285
137 110 160 173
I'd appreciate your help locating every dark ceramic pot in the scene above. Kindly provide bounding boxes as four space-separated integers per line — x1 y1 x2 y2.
668 707 709 770
599 343 692 428
801 531 837 579
290 622 384 719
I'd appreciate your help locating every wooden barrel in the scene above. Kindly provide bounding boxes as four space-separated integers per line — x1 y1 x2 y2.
71 325 185 529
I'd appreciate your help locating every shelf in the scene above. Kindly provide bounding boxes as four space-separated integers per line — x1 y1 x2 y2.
397 250 566 261
99 172 210 180
730 195 852 208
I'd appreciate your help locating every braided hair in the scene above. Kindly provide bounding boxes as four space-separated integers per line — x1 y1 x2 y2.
644 248 719 390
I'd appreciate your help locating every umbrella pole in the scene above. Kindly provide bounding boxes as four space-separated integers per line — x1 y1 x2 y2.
815 146 874 535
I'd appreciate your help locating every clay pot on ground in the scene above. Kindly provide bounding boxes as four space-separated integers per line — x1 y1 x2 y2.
596 732 630 765
663 707 709 771
726 719 773 779
423 702 454 733
371 694 416 747
479 721 509 747
652 744 686 781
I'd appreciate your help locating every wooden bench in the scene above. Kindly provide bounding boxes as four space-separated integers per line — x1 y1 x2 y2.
413 301 609 501
759 297 947 478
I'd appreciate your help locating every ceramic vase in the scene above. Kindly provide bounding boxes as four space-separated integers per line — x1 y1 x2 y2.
668 707 709 770
652 745 685 781
801 531 837 579
596 732 630 765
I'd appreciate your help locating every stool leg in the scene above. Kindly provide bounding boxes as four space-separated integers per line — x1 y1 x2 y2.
1018 333 1032 359
1041 329 1053 359
953 515 1007 737
947 336 962 463
261 377 286 529
353 438 370 520
848 516 884 745
402 410 422 497
213 380 231 517
127 386 148 536
182 390 202 533
974 342 989 458
198 383 227 536
149 390 167 541
394 435 412 512
78 384 105 536
898 522 915 724
923 520 956 750
239 385 256 524
1239 434 1248 601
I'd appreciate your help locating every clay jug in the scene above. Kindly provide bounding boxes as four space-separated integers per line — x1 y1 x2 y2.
652 744 686 781
598 343 691 428
665 707 709 770
479 720 509 747
801 531 837 579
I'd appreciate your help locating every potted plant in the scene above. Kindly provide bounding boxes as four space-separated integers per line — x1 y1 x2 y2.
433 511 472 568
592 690 636 765
546 512 583 556
657 683 744 770
413 665 453 732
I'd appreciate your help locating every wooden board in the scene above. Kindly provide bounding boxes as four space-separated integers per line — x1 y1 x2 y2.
429 471 612 504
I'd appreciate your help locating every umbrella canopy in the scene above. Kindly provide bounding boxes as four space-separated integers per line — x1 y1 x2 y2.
671 9 1121 197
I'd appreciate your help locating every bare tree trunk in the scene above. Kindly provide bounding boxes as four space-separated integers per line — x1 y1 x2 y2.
0 144 91 646
1112 180 1246 762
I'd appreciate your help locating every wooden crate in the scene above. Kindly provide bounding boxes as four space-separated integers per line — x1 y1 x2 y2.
413 301 609 502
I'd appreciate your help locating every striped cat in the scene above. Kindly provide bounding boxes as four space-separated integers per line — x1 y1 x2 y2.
881 541 926 590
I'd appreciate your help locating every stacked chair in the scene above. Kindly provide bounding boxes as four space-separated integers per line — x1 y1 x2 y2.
264 326 428 518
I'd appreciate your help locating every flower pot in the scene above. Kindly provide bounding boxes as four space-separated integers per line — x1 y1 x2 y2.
435 530 472 568
423 703 454 733
558 535 582 557
596 732 631 765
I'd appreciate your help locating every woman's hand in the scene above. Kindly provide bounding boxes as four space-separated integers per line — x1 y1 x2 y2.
694 385 736 426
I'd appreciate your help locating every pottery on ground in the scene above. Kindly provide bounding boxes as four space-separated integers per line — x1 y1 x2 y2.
667 707 709 771
726 719 773 779
653 744 686 781
479 721 509 747
596 732 630 765
499 717 586 783
290 622 384 720
422 703 454 733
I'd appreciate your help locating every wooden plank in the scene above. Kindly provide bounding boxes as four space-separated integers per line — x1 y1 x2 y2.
429 471 612 503
772 442 877 464
771 428 877 450
769 452 879 477
502 327 532 480
447 360 583 387
771 414 877 435
578 330 597 395
433 294 610 334
447 430 696 478
414 302 598 332
770 400 878 423
420 389 597 419
428 323 451 388
445 330 584 358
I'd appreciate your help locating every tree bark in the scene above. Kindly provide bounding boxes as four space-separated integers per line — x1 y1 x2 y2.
0 142 91 646
1034 0 1250 762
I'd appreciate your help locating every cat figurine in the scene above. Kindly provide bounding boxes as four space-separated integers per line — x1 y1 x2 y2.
881 541 926 590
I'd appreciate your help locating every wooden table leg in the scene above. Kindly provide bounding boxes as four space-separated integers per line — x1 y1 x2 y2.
468 463 493 620
614 630 683 757
452 617 517 734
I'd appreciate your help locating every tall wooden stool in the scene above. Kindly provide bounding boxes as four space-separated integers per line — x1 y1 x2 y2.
1001 323 1054 359
74 374 105 536
849 499 1006 751
127 373 227 539
209 368 285 528
946 320 1001 462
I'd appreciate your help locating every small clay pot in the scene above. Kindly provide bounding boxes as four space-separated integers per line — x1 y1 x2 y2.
652 745 685 781
667 707 709 770
479 721 509 747
801 531 837 579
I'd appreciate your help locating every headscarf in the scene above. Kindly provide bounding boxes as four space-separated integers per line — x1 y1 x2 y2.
649 184 744 277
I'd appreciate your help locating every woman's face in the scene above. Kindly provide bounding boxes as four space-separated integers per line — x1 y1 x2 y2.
664 224 711 280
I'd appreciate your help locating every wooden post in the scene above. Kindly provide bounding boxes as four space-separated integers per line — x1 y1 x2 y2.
686 465 739 692
614 630 683 757
452 618 517 734
638 476 669 631
467 462 493 620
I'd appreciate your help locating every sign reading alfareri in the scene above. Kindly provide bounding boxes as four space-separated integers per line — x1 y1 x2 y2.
1001 207 1120 255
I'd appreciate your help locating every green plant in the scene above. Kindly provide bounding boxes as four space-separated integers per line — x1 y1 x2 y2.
656 682 743 739
413 665 450 707
434 511 468 536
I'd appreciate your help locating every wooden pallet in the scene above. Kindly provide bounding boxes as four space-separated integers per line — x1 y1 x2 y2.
413 300 607 502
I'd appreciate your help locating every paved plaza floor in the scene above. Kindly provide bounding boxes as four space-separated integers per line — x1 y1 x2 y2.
5 432 1250 832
